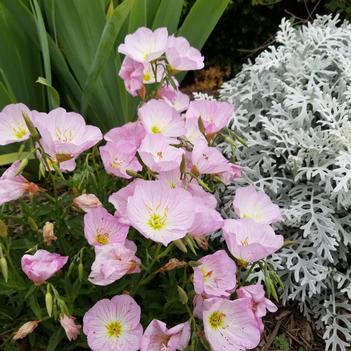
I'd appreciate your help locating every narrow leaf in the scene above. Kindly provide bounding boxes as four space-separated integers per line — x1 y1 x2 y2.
36 77 60 107
152 0 183 33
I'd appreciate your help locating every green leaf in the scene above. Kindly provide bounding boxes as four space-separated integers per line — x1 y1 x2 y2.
128 0 147 33
0 152 33 166
47 329 64 351
152 0 183 33
81 0 134 117
36 77 60 108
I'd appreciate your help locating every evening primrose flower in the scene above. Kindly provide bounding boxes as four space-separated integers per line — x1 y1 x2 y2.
138 134 184 173
88 242 140 286
118 56 144 96
83 295 143 351
193 250 237 297
21 250 68 285
59 314 81 341
0 161 39 206
0 103 32 145
203 297 261 351
126 181 195 246
233 185 282 224
141 319 191 351
100 140 142 179
33 108 102 171
84 207 129 247
236 283 277 333
159 84 190 113
138 99 185 138
185 100 233 135
166 36 204 71
118 27 168 63
73 194 102 212
223 219 284 264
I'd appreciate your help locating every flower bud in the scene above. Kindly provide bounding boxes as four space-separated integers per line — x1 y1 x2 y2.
0 219 8 238
59 314 81 341
158 258 187 273
13 320 40 340
15 158 28 176
78 262 84 282
185 236 197 255
27 216 38 232
193 236 208 251
43 222 57 246
45 289 53 317
72 194 102 213
0 257 8 282
22 112 39 141
177 285 188 304
174 239 187 253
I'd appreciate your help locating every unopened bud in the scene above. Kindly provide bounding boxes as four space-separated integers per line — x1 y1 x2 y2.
194 236 208 251
45 289 53 317
174 239 187 253
126 170 144 179
13 320 40 340
22 113 39 141
73 194 102 213
27 217 38 232
188 260 200 267
15 158 29 175
177 285 188 304
43 222 57 246
185 236 197 255
0 220 8 237
78 262 84 282
0 257 8 282
159 258 187 273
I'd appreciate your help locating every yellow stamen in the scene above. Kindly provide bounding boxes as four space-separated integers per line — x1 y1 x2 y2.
147 208 168 231
106 321 123 338
95 233 109 245
209 311 226 329
144 73 151 82
112 159 122 169
12 126 27 139
240 237 249 247
55 128 73 142
200 267 213 282
151 125 161 134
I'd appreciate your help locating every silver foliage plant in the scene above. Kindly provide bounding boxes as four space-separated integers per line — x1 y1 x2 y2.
218 15 351 351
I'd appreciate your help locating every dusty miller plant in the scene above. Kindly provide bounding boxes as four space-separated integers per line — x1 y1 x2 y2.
217 15 351 351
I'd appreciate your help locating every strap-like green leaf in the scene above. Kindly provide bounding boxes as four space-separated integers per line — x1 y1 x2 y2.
152 0 183 33
36 77 60 108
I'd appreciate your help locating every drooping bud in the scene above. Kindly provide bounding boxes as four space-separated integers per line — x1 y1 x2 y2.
0 219 8 238
158 258 187 273
45 287 53 317
13 320 40 340
177 285 188 304
42 222 57 246
59 314 81 341
0 257 8 282
72 194 102 213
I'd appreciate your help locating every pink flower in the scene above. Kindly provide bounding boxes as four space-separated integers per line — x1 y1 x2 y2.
88 242 140 286
84 207 129 247
188 203 223 237
187 180 217 209
233 185 282 224
118 27 168 63
104 121 145 151
184 117 206 144
191 140 230 175
127 181 195 246
109 180 144 225
193 250 236 297
159 85 190 113
83 295 143 351
0 161 39 206
217 163 242 185
203 297 261 351
73 194 102 212
185 100 233 135
138 135 184 173
157 169 183 189
33 108 102 171
143 62 165 84
166 36 204 71
0 103 32 145
59 314 81 341
223 219 284 264
118 56 144 96
141 319 191 351
138 99 185 138
21 250 68 285
237 284 277 333
100 141 142 179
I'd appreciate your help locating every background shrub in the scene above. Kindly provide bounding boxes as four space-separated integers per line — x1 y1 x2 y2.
220 15 351 351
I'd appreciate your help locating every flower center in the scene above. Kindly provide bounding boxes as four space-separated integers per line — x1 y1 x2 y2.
151 125 161 134
112 159 122 169
240 237 249 246
148 211 167 231
209 311 226 329
144 73 151 82
12 125 27 139
95 232 109 245
106 321 123 338
200 267 213 282
155 151 164 160
55 128 73 143
242 209 263 221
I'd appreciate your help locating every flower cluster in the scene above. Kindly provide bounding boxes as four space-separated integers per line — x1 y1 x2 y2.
0 27 284 351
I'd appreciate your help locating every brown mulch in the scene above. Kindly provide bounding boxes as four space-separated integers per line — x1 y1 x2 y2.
256 307 325 351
